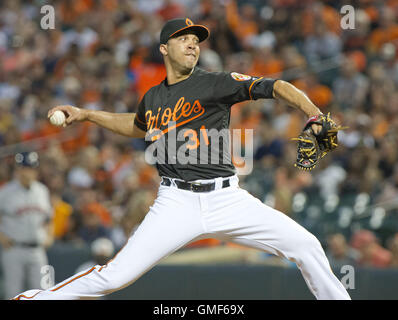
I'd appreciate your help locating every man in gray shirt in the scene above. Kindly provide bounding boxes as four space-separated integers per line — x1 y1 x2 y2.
0 152 54 299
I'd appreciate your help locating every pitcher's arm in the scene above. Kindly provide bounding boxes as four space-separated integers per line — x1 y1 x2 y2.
48 106 146 138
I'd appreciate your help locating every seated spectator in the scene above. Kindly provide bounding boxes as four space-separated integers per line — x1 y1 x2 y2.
326 233 358 269
350 230 392 268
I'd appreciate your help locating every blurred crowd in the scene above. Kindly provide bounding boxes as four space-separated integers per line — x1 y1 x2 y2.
1 0 398 270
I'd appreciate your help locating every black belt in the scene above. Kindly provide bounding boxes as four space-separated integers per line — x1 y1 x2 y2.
161 177 231 193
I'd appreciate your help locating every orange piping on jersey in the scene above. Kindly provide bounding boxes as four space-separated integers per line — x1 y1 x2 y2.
50 266 96 292
248 77 264 100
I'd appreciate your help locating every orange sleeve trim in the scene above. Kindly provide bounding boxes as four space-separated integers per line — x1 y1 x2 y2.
50 266 96 292
248 77 264 100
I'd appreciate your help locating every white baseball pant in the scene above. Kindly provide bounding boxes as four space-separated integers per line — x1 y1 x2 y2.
14 175 351 300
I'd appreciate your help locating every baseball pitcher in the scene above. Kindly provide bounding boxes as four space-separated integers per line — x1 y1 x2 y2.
14 18 350 300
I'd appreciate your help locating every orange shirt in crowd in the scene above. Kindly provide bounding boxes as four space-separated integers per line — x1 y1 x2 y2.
292 79 333 109
59 0 93 24
52 199 73 239
347 50 367 72
59 0 118 23
82 202 112 227
60 122 92 154
372 117 390 138
25 119 90 155
129 51 167 100
82 89 101 104
225 0 258 41
248 57 284 78
135 63 167 100
302 5 341 36
100 0 118 11
157 2 185 21
369 25 398 51
20 120 62 142
364 6 379 23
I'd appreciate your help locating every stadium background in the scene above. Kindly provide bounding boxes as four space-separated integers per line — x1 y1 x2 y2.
1 0 398 299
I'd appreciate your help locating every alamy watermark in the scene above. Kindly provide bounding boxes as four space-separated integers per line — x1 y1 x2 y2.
340 5 355 30
340 265 355 290
144 123 254 175
40 5 55 30
40 265 55 289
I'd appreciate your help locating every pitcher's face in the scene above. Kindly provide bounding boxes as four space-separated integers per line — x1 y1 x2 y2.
162 32 200 73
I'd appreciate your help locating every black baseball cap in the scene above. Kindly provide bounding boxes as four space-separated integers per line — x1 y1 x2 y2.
160 18 210 45
15 152 39 168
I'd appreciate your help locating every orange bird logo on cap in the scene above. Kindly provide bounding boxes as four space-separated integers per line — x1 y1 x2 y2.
186 18 193 26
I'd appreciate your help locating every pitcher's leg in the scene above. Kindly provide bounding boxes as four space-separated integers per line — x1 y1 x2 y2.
14 187 205 300
207 188 350 300
230 232 350 300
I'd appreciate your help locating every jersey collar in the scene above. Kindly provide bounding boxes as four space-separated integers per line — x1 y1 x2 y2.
163 67 198 87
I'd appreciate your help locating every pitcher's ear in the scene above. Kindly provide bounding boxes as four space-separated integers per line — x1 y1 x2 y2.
159 44 168 56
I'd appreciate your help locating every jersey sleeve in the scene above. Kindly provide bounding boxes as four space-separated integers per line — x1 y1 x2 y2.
133 98 147 132
212 72 277 105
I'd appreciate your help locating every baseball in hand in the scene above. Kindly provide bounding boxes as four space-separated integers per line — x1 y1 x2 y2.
49 110 66 126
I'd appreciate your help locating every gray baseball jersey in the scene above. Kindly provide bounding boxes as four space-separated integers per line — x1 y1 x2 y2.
0 180 53 245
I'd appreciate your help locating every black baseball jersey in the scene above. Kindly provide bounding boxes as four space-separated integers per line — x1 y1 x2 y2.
134 67 276 181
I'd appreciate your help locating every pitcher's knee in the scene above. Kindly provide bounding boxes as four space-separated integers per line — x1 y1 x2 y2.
94 266 135 294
